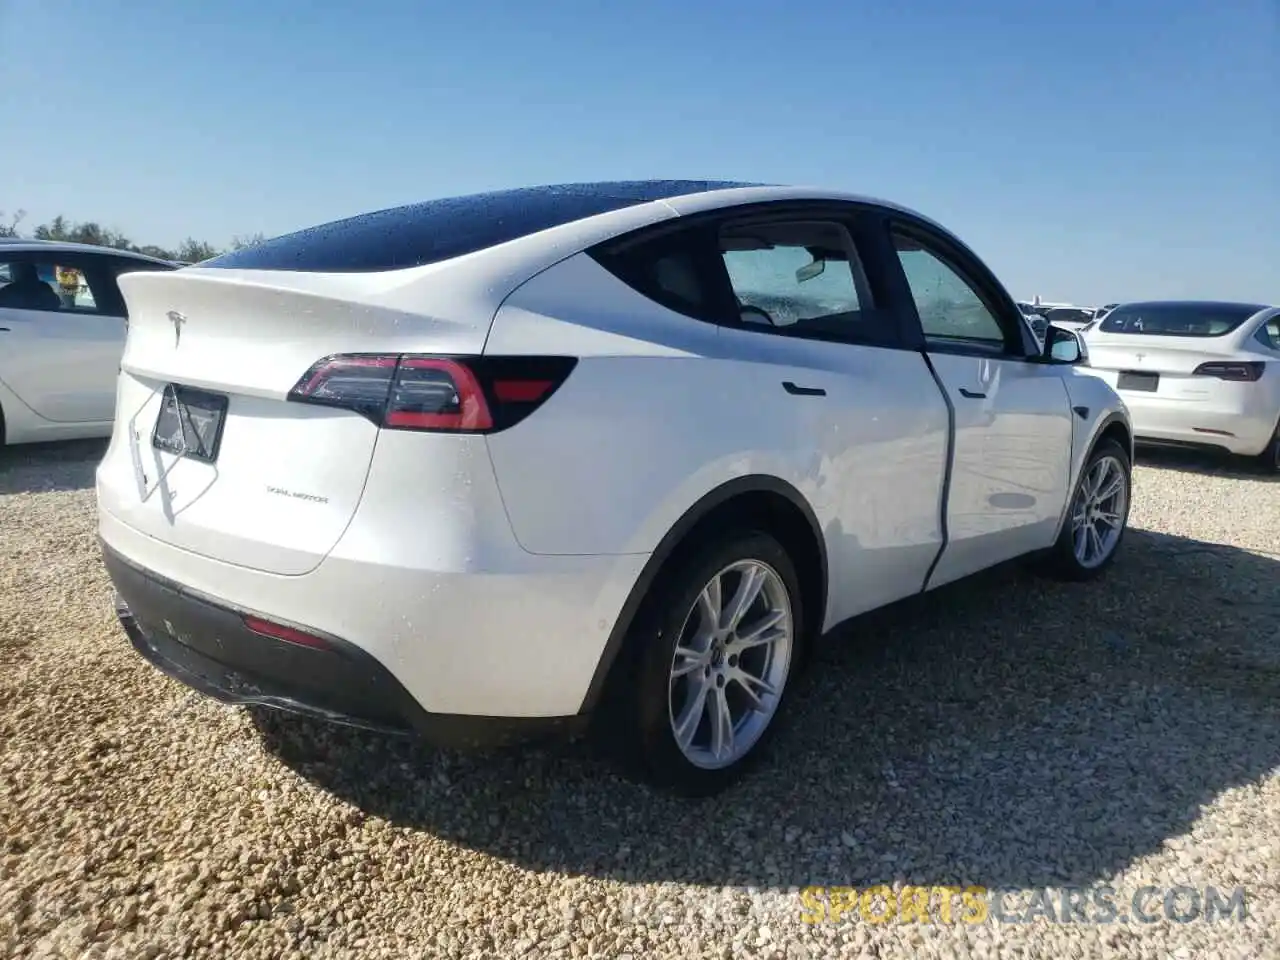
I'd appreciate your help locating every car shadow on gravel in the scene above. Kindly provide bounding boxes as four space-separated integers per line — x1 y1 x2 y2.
251 527 1280 893
0 438 107 494
1136 442 1276 482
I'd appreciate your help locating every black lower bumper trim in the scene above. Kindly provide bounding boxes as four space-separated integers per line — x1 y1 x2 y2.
1135 437 1236 457
101 541 585 750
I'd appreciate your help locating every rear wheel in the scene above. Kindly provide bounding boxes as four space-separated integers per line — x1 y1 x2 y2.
1043 438 1132 581
619 531 804 796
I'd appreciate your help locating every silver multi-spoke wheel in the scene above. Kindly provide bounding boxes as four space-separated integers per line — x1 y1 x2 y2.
1070 454 1128 569
667 559 793 770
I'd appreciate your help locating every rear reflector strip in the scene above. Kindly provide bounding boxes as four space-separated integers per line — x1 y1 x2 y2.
243 615 333 651
1191 427 1235 437
493 379 555 403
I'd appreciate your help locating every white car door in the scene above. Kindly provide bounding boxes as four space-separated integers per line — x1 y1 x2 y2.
0 255 128 424
889 226 1075 589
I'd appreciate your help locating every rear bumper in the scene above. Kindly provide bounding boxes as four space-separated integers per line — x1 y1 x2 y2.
1120 397 1275 456
104 542 587 748
1076 371 1277 456
97 486 649 719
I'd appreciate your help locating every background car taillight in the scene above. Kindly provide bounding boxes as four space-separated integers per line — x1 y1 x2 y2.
1191 361 1265 382
286 354 577 433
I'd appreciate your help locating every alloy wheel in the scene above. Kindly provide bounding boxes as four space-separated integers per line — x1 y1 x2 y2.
1070 454 1129 569
667 559 794 770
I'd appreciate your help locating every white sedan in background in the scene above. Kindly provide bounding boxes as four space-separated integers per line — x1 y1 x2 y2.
0 239 177 447
1081 300 1280 470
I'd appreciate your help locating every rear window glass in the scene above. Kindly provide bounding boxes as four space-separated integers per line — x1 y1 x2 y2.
1099 302 1265 337
202 181 753 273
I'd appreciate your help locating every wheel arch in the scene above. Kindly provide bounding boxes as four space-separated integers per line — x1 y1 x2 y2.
577 474 827 716
1094 413 1133 465
1053 410 1133 542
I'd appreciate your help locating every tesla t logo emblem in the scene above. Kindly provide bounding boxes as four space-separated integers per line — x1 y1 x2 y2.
1134 353 1145 363
166 310 186 347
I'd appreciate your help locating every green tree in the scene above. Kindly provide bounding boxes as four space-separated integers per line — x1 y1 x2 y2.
175 239 220 263
33 215 72 241
230 232 266 251
134 244 179 261
0 209 25 238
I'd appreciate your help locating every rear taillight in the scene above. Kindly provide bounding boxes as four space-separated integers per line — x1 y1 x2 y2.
1191 361 1265 382
385 358 493 431
286 354 576 433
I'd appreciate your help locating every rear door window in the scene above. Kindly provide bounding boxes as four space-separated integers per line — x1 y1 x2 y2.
718 219 873 339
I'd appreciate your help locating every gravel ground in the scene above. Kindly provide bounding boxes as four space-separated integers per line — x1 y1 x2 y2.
1 439 1277 959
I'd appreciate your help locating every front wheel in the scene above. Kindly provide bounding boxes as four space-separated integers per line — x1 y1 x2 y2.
1043 438 1132 581
622 531 804 796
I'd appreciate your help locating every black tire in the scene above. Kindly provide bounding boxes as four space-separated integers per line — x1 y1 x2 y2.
1042 437 1132 581
614 530 805 797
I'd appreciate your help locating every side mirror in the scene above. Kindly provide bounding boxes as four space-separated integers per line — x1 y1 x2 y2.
1044 323 1087 365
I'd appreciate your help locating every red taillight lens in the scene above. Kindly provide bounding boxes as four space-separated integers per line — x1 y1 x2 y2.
1192 361 1265 382
287 354 576 433
385 357 493 431
243 615 333 651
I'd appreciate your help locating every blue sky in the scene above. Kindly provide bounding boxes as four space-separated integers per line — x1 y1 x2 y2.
1 0 1275 304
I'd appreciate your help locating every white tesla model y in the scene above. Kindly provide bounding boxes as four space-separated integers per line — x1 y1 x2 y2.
96 181 1133 794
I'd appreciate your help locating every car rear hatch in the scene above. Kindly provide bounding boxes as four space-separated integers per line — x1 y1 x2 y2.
1085 335 1254 399
97 267 496 575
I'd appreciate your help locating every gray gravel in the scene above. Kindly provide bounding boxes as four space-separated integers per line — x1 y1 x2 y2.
2 439 1278 959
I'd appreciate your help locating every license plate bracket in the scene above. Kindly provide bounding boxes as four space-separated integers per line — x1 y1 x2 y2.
1117 370 1159 392
151 385 228 463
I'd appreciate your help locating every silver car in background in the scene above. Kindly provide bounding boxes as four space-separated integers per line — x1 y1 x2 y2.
1081 300 1280 470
